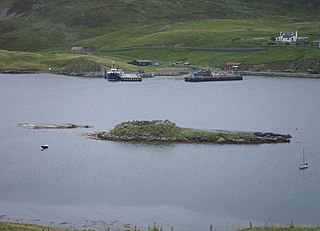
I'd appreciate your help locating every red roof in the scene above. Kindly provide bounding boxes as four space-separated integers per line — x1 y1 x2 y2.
225 62 241 66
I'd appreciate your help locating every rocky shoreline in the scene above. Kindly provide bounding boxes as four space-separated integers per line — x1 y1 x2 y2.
88 120 291 144
0 69 40 74
242 71 320 79
1 69 319 79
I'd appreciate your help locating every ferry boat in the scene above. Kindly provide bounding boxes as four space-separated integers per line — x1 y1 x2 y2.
105 62 122 81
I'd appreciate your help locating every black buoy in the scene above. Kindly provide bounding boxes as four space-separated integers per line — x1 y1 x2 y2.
41 144 49 151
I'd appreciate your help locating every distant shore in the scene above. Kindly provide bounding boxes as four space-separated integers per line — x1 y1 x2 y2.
1 69 320 79
241 71 320 79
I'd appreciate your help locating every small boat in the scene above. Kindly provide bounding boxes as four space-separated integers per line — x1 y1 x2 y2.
105 62 122 81
41 144 49 151
299 147 308 170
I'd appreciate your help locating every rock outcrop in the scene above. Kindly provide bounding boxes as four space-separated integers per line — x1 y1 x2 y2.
88 120 291 144
18 123 91 129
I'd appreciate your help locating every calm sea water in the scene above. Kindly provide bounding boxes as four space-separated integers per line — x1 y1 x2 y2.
0 73 320 230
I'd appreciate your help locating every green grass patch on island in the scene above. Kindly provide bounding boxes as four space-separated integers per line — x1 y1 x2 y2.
100 120 291 144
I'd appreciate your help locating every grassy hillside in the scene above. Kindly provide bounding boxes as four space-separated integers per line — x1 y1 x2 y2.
0 222 64 231
0 0 319 72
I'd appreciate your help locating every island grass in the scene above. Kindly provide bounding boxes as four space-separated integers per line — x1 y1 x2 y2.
107 120 277 143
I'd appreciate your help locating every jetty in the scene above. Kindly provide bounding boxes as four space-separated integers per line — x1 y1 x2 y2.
139 72 155 78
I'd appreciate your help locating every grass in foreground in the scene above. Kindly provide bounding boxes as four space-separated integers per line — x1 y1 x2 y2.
1 222 320 231
241 228 320 231
0 222 64 231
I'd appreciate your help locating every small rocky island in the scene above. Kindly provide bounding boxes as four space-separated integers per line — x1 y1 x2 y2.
88 120 291 144
18 123 91 129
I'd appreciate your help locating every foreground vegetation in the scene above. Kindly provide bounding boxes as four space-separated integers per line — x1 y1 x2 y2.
0 222 64 231
241 228 320 231
1 222 320 231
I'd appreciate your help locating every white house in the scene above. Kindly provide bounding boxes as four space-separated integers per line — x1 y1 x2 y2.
276 31 298 42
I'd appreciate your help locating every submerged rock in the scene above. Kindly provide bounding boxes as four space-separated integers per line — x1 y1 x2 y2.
18 123 91 129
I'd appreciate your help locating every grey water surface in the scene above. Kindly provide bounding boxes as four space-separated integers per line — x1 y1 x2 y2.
0 73 320 230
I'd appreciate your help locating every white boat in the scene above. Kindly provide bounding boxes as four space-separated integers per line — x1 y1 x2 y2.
105 62 122 81
299 147 308 170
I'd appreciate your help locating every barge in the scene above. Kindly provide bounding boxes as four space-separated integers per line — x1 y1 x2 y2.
120 73 142 82
185 70 242 82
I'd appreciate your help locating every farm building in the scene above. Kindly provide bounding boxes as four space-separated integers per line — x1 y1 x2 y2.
131 59 153 66
275 31 298 43
313 39 320 46
71 47 91 54
297 37 309 44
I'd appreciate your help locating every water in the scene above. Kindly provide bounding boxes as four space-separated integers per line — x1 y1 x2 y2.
0 73 320 230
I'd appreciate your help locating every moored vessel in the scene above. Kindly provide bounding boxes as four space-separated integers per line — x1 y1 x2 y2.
185 70 242 82
105 62 122 81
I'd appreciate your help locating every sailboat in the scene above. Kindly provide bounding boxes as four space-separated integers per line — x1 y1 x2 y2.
299 146 308 170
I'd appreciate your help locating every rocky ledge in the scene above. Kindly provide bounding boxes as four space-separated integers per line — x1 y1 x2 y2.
88 120 291 144
18 123 91 129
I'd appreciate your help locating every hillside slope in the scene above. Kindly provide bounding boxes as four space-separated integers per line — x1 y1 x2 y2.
1 0 319 50
0 0 319 71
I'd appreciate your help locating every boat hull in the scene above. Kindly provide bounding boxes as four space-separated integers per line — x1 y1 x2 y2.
185 76 243 82
107 73 121 81
299 164 308 170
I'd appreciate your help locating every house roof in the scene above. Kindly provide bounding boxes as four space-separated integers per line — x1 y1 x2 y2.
134 59 152 63
225 62 241 66
71 46 85 50
281 32 296 38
